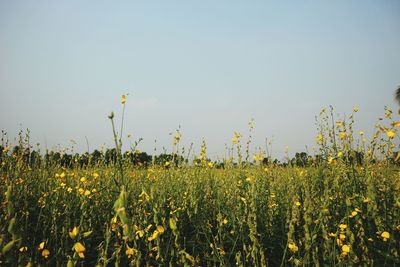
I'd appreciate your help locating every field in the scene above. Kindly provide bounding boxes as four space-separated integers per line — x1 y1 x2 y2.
1 104 399 266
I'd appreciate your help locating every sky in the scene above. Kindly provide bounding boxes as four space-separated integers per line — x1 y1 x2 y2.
1 1 400 159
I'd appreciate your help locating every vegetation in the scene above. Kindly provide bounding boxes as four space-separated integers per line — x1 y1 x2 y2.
0 97 399 266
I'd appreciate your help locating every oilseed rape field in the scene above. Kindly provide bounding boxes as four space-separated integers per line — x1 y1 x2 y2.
0 99 399 266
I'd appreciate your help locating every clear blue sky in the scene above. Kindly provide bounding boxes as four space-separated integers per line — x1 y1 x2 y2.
1 1 399 159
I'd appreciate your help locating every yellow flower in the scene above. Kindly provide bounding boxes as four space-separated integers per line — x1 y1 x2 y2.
340 132 347 140
392 121 400 127
156 225 165 234
78 188 84 195
60 172 66 178
145 224 153 232
42 249 50 259
136 229 144 239
67 187 73 193
60 182 66 188
80 177 86 183
126 245 135 258
38 241 45 251
223 218 228 225
339 224 347 231
381 231 390 241
288 242 299 253
295 201 301 207
84 190 91 196
353 105 358 113
164 161 171 167
337 151 343 158
69 227 79 239
328 232 336 238
387 130 396 139
148 230 159 241
359 131 364 136
363 197 371 203
121 94 126 104
19 246 28 252
341 244 350 256
349 211 358 218
208 162 214 168
232 137 238 144
74 242 86 258
93 172 99 179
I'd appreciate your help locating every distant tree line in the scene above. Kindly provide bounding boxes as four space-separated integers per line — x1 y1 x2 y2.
0 145 396 169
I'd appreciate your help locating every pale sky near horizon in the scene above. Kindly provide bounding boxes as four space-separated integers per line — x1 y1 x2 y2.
1 1 400 159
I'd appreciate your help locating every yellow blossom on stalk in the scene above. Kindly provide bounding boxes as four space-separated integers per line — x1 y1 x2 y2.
339 224 347 231
84 190 91 196
38 241 45 251
253 153 264 161
392 121 400 127
339 234 346 241
78 188 84 195
145 224 153 232
121 94 126 104
232 132 241 144
80 177 86 183
42 249 50 259
208 162 214 168
60 182 66 188
148 230 159 241
74 242 86 258
69 227 79 239
164 161 171 167
67 187 73 193
126 245 135 258
386 130 396 139
328 233 336 238
349 211 358 218
340 132 347 140
19 246 28 252
316 134 323 143
359 131 364 136
288 242 299 253
337 151 343 158
93 172 99 179
136 229 144 239
341 245 350 256
353 105 358 113
295 201 301 207
223 218 228 225
381 231 390 241
157 225 165 234
328 157 336 165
